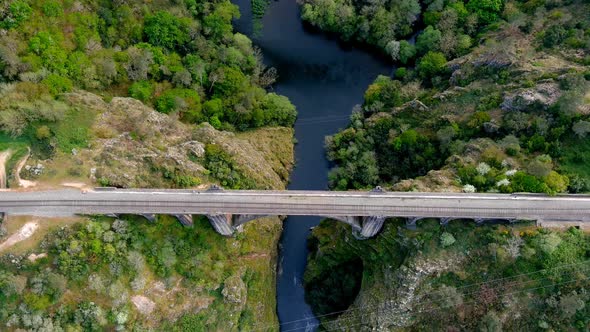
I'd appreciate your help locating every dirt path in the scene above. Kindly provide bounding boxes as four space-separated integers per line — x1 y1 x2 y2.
0 221 39 253
15 147 37 188
0 150 12 189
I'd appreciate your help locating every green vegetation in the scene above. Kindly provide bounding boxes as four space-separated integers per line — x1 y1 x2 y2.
306 219 590 330
305 0 590 329
204 143 256 189
0 0 296 140
324 0 590 194
0 0 297 329
0 214 283 330
251 0 271 34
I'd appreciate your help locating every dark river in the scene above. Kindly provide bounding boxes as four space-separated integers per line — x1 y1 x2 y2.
232 0 392 330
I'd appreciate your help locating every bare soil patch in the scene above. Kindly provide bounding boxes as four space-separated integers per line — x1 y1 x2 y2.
0 221 39 252
15 148 38 189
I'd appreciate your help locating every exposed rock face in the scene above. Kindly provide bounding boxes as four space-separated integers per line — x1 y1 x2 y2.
326 254 463 330
61 92 293 189
501 83 561 111
393 169 461 192
195 123 293 189
222 274 247 308
131 295 156 315
472 50 515 69
393 99 429 113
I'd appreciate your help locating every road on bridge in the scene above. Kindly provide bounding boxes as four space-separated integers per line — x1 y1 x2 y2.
0 189 588 222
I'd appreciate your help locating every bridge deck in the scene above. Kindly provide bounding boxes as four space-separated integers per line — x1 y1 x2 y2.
0 189 588 221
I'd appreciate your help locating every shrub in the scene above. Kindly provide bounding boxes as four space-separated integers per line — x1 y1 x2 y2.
395 67 408 80
572 120 590 138
35 125 51 140
128 81 154 102
440 232 456 247
417 51 447 79
261 93 297 127
155 88 201 115
543 25 567 48
416 26 442 55
467 0 503 25
399 40 417 64
204 144 254 189
42 74 73 95
144 12 190 52
0 0 32 29
41 1 63 17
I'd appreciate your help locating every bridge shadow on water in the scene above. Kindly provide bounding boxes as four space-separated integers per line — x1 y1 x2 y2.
231 0 392 330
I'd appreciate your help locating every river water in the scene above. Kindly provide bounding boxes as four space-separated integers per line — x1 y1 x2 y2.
232 1 392 330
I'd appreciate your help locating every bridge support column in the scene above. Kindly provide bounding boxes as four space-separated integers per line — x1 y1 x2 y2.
356 216 386 239
174 214 194 227
323 216 362 233
206 214 271 236
440 217 453 226
406 217 423 230
207 214 234 236
324 215 386 239
140 214 156 223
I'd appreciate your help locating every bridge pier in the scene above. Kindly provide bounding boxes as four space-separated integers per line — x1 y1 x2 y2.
440 217 453 226
140 214 157 223
206 214 270 236
207 214 235 236
357 216 387 239
323 216 362 233
174 214 194 227
323 215 386 239
406 217 423 230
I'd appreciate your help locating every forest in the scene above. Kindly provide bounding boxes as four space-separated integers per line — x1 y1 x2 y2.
0 0 295 139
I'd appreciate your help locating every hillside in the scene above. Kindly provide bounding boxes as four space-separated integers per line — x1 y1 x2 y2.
0 0 295 330
304 0 590 329
0 89 295 330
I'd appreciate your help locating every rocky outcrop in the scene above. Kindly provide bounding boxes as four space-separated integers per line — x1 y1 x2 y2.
222 273 247 309
195 123 293 189
60 92 293 189
393 169 461 192
326 254 463 330
501 83 561 112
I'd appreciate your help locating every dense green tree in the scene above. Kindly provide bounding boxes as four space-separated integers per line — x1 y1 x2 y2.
129 81 154 102
416 26 442 55
543 25 568 48
261 93 297 127
467 0 503 25
42 74 73 95
399 40 417 64
203 2 240 41
417 51 447 79
144 12 191 52
155 88 201 116
41 1 63 17
0 0 32 29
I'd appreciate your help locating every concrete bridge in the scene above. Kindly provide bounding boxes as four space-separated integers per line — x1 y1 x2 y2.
1 187 589 238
